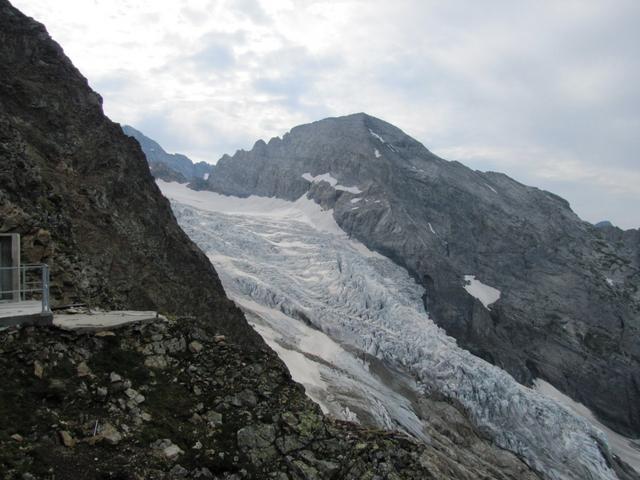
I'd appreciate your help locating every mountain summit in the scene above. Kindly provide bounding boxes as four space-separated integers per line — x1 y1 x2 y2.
202 112 640 437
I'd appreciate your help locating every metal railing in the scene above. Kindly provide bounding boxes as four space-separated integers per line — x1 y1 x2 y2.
0 264 50 314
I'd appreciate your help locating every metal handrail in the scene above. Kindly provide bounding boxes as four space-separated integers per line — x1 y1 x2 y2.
0 264 50 315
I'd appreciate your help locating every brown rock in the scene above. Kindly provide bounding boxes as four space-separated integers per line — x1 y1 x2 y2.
76 361 91 377
33 360 44 379
59 430 75 448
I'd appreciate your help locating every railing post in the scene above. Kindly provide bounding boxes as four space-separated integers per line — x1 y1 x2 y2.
21 265 26 302
41 264 50 314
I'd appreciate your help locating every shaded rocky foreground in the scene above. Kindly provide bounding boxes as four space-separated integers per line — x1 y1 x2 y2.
0 317 540 480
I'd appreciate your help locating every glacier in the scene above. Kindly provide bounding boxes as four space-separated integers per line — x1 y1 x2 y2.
158 180 625 480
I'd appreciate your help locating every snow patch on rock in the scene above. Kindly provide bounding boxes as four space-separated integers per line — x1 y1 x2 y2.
302 172 362 194
484 183 497 193
463 275 501 309
368 129 386 143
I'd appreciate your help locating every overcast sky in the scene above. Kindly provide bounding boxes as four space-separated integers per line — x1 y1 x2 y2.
12 0 640 228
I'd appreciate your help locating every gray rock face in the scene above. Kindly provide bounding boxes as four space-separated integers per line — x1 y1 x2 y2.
122 125 213 183
205 113 640 437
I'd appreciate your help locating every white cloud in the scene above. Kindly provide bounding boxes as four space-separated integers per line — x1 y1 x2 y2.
11 0 640 228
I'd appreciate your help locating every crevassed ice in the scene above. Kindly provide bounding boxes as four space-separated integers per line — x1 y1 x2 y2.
158 180 618 480
534 380 639 473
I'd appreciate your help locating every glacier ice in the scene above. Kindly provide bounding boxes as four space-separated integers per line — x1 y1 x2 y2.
158 180 621 480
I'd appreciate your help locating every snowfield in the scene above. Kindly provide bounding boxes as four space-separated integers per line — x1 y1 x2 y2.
158 180 624 480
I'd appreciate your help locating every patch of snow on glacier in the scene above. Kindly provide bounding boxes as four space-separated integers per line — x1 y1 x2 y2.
463 275 501 309
158 180 618 480
374 148 381 158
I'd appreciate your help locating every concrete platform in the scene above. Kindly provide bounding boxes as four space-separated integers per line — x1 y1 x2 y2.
0 300 52 328
53 310 164 332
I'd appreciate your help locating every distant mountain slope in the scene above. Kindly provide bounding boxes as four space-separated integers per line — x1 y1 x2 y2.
122 125 213 183
204 113 640 437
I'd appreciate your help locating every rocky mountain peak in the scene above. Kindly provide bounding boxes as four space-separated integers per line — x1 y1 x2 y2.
205 112 444 201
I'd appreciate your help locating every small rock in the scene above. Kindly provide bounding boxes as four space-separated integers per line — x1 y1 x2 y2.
193 440 203 450
94 331 115 337
163 444 184 460
96 387 108 398
77 361 91 377
169 464 188 477
58 430 75 448
238 389 258 407
214 335 226 343
205 410 223 427
145 355 168 369
237 424 276 449
141 412 152 422
189 340 203 353
109 372 122 383
100 423 122 445
33 360 44 379
193 468 214 479
125 388 145 404
11 433 24 442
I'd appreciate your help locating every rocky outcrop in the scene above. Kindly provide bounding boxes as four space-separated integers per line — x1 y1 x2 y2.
204 113 640 437
0 317 541 480
122 125 213 183
596 225 640 272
